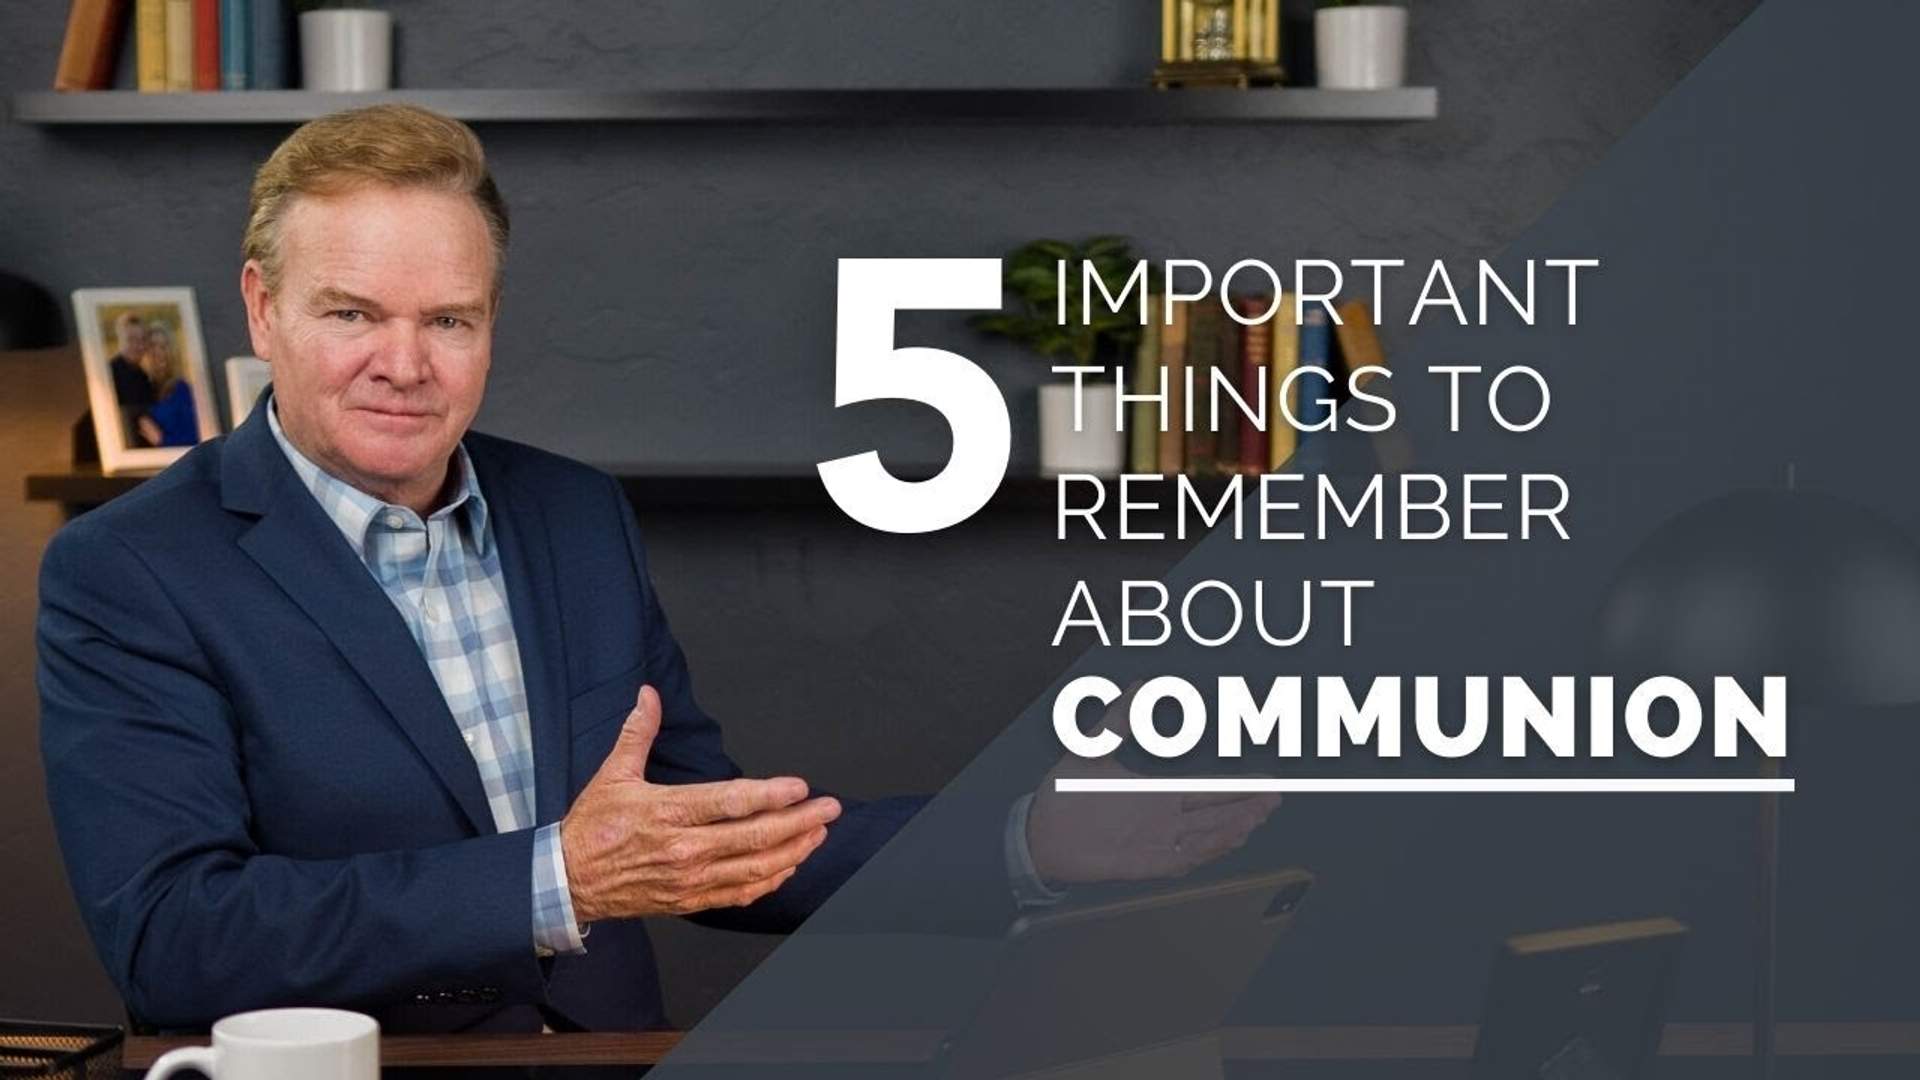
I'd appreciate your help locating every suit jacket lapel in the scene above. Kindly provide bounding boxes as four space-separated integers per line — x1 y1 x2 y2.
223 408 496 836
475 446 575 828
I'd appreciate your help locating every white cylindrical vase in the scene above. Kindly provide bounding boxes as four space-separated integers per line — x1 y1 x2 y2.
300 10 393 92
1315 5 1408 90
1037 381 1124 479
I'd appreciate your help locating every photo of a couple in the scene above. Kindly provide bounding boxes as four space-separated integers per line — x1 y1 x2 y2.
104 307 199 448
73 287 219 473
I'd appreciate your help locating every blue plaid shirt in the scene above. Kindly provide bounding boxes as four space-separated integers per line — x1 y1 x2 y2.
269 403 586 956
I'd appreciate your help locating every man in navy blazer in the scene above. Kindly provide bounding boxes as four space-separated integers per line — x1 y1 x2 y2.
36 102 905 1036
40 397 913 1031
38 104 1278 1037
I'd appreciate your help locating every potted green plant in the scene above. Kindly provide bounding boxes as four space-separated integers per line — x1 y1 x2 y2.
296 0 391 91
970 236 1154 478
1316 0 1408 89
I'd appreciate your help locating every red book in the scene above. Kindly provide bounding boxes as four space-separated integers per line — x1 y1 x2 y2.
1236 296 1272 474
192 0 219 90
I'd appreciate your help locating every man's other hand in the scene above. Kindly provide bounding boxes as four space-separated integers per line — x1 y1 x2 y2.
1024 684 1283 888
560 686 841 922
1026 754 1281 887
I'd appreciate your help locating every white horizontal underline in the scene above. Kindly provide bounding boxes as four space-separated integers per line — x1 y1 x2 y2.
1054 777 1796 794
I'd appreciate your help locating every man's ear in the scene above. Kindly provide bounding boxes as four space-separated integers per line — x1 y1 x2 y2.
239 260 275 362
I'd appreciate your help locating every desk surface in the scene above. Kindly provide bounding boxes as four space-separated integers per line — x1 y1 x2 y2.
119 1023 1920 1069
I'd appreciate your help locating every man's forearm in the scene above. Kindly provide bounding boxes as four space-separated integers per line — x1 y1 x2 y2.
101 830 547 1029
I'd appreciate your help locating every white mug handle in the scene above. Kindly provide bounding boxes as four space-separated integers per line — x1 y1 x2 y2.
144 1044 219 1079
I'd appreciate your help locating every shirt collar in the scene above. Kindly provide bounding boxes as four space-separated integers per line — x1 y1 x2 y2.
266 395 491 561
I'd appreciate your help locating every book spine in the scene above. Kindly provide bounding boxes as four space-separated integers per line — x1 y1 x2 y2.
192 0 218 89
1156 301 1188 475
54 0 128 91
1183 305 1219 476
1333 298 1386 387
135 0 167 91
1295 306 1333 436
249 0 287 89
1237 297 1271 475
1128 294 1163 474
163 0 193 90
1213 313 1240 474
1332 297 1414 473
1268 290 1299 470
219 0 249 89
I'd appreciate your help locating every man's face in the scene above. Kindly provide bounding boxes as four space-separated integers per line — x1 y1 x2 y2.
242 183 495 510
115 316 144 358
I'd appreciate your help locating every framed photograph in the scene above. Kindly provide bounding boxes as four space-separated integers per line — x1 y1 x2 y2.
224 356 273 430
72 287 220 474
1472 917 1687 1080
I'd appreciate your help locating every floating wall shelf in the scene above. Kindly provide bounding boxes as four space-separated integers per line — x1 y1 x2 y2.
8 87 1437 126
24 469 1062 513
25 468 1243 515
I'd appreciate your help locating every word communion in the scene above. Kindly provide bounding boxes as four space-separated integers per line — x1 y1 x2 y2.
1054 674 1787 762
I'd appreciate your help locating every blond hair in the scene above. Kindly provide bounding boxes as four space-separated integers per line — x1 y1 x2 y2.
243 104 510 298
139 322 178 388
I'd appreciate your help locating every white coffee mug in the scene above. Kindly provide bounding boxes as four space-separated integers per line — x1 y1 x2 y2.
144 1008 377 1080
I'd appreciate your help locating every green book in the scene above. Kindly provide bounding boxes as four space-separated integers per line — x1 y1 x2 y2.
1213 314 1241 474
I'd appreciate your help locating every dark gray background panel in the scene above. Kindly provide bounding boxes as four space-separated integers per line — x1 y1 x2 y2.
0 0 1756 1030
645 3 1920 1077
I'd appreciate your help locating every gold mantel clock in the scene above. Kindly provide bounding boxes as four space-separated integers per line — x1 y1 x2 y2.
1153 0 1286 88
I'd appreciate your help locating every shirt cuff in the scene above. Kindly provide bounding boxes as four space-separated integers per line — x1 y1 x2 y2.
532 822 588 956
1005 793 1066 908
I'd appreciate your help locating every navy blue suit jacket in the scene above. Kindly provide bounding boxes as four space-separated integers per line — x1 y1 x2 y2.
37 402 930 1032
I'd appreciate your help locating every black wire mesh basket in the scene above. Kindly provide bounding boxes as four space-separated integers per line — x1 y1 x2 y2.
0 1022 123 1079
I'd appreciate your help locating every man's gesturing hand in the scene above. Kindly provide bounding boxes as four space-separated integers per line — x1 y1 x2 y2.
560 686 841 923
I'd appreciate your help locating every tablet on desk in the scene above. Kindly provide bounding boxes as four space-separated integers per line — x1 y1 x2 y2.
935 868 1314 1079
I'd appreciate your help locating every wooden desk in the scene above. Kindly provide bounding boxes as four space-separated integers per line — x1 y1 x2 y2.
121 1022 1920 1070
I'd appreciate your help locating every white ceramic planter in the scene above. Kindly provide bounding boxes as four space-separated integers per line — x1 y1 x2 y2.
1315 5 1408 90
1038 381 1124 478
300 9 393 92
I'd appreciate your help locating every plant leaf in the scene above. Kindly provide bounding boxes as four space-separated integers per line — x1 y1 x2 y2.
1006 265 1060 299
1030 239 1077 261
1007 248 1058 277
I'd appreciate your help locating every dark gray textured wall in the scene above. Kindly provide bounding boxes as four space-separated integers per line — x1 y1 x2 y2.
0 0 1756 1029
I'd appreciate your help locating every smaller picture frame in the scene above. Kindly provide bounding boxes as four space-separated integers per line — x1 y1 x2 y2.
224 356 273 430
72 287 220 474
1472 916 1687 1080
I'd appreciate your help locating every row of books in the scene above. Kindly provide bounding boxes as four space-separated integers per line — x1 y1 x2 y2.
1126 294 1390 476
55 0 291 92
